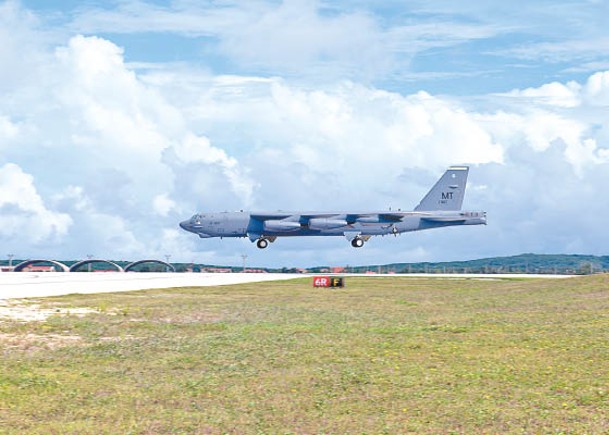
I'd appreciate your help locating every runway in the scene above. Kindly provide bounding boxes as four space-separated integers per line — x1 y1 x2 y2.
0 272 301 300
0 272 574 300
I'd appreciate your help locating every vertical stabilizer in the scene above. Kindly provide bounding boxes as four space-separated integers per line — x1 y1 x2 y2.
414 166 469 211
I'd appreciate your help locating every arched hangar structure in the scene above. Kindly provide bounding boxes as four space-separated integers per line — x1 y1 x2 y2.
69 259 125 273
13 259 70 272
124 260 175 272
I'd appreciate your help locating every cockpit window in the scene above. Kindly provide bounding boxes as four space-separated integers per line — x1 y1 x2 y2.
191 214 202 224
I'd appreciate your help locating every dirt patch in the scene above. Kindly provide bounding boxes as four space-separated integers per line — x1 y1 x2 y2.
0 300 102 322
99 335 138 342
155 312 226 324
0 332 82 351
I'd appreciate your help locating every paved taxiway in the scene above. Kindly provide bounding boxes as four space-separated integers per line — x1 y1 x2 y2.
0 272 573 300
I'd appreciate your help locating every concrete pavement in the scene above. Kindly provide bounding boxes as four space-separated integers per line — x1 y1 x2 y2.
0 272 302 300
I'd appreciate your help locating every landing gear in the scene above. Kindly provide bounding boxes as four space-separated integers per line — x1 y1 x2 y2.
351 237 364 248
256 238 269 249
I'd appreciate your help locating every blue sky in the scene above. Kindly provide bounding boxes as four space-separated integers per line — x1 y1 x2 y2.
18 0 609 92
1 0 609 267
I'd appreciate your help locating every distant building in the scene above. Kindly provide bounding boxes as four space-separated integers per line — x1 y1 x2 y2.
244 269 268 273
22 265 56 272
201 267 232 273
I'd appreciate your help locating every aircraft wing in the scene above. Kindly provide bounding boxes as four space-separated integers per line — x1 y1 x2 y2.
378 213 409 222
250 213 295 221
420 216 467 223
251 213 345 221
359 212 417 223
300 213 343 219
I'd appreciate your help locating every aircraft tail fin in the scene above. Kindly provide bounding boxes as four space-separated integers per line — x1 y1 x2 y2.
414 166 469 211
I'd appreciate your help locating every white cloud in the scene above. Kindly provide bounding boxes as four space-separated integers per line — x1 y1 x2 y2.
504 38 609 64
66 0 506 81
153 194 176 217
217 0 388 76
0 116 19 144
583 70 609 106
0 14 255 258
169 70 609 263
50 184 146 258
0 163 72 243
173 133 254 204
506 72 609 109
507 81 582 108
62 0 609 88
0 1 46 90
180 79 504 210
497 73 609 173
52 35 254 209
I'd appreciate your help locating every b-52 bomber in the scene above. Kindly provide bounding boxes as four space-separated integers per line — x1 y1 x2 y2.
180 166 486 249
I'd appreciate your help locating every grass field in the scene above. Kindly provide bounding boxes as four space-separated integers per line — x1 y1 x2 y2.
1 275 609 433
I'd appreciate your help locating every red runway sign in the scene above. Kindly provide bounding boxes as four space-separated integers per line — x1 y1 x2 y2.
313 276 345 288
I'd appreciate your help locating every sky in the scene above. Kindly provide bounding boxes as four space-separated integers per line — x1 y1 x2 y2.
1 0 609 268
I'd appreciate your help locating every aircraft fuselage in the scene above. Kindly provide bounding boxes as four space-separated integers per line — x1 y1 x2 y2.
180 210 486 244
179 166 487 249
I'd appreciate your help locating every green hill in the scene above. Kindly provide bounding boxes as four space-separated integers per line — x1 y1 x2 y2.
344 253 609 275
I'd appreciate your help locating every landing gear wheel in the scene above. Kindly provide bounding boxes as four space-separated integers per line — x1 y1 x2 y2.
351 238 364 248
256 238 269 249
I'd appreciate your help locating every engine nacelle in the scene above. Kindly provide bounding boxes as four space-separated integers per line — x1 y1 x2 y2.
263 220 301 232
308 218 348 230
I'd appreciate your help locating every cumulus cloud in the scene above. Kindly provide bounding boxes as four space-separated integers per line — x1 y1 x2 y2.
0 116 19 144
0 163 72 243
173 133 255 204
149 68 609 264
169 78 506 211
0 13 255 258
2 1 609 267
500 75 609 173
507 81 582 108
583 71 609 105
152 194 176 217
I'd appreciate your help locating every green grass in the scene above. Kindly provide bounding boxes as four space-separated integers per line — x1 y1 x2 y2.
2 275 609 433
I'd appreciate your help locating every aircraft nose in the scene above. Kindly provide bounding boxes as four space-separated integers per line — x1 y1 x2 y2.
179 220 191 232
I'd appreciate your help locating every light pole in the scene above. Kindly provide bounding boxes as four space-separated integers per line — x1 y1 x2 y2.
8 254 14 268
241 254 248 273
87 254 93 272
165 254 172 272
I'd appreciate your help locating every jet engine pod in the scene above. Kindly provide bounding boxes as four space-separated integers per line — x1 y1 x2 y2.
308 218 348 230
263 220 301 232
